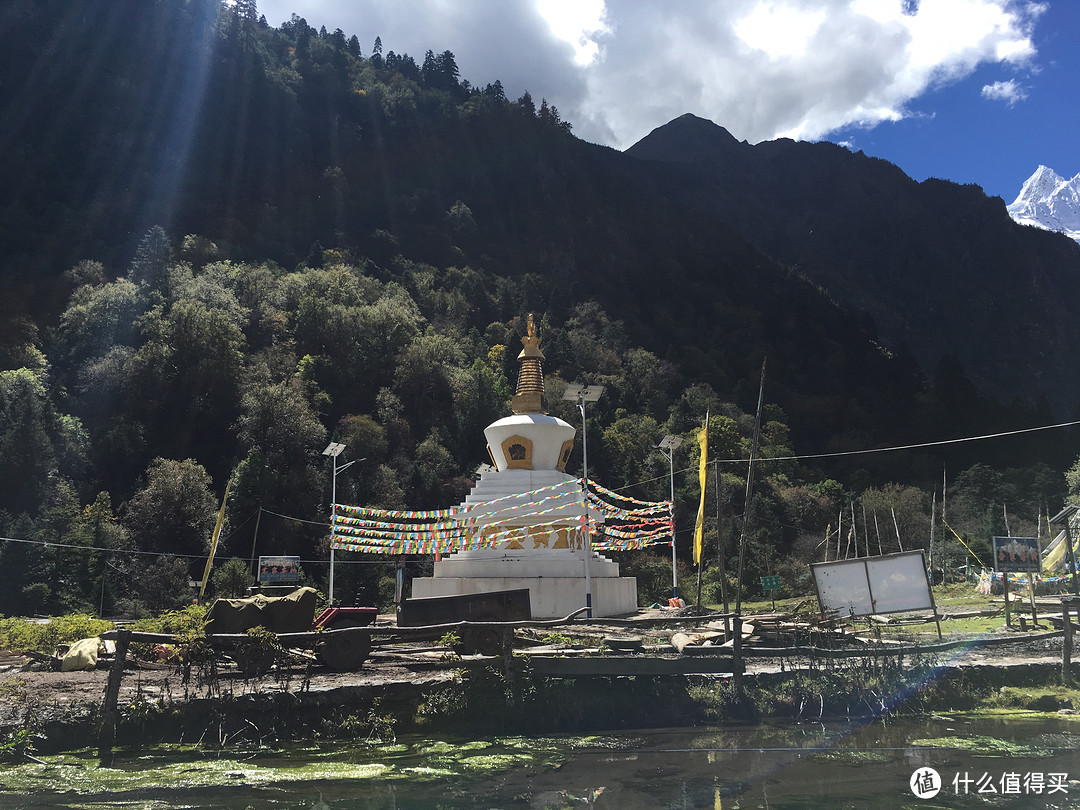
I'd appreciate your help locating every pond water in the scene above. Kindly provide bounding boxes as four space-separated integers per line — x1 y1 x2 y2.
3 713 1078 809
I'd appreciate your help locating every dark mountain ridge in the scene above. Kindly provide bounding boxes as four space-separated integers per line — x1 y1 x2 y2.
626 114 1080 416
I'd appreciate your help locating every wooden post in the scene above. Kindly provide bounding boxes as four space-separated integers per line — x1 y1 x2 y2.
1029 575 1040 628
1003 573 1010 627
696 555 704 608
732 614 744 704
1063 596 1078 688
98 628 131 762
926 576 944 641
500 626 517 706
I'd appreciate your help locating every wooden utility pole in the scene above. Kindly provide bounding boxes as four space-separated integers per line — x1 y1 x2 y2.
715 461 730 615
929 491 936 579
734 359 765 614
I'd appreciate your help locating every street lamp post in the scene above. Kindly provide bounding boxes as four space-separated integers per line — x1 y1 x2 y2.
658 435 683 601
563 383 604 618
322 442 359 604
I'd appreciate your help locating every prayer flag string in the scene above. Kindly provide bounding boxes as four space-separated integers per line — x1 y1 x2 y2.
330 478 672 555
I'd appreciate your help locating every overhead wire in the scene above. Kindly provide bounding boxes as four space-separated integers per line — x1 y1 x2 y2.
4 419 1076 563
617 418 1080 492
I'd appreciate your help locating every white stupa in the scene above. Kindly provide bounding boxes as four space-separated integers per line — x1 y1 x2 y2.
409 316 638 618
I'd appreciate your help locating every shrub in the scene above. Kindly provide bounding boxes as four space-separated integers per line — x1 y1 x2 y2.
128 603 207 636
0 613 114 657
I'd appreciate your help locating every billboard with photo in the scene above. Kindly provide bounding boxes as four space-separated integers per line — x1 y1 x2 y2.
811 550 933 618
257 555 300 583
991 536 1040 573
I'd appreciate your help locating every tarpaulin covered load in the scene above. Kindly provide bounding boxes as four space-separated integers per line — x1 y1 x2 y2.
60 637 106 671
204 587 318 635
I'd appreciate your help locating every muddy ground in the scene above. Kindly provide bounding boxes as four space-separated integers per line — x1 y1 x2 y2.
1 614 1069 730
0 645 466 737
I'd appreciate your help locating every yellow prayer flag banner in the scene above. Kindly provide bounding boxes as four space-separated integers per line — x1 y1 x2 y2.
694 413 709 566
199 477 232 598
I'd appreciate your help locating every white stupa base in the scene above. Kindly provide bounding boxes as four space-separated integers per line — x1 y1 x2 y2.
430 550 622 579
410 573 638 619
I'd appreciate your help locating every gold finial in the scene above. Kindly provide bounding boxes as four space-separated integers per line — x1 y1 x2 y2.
512 314 545 413
518 314 543 359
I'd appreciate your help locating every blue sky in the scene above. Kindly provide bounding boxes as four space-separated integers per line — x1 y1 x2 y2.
257 1 1076 202
830 1 1079 201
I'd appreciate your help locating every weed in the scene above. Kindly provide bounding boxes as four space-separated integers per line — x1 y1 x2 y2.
0 677 46 762
234 626 283 679
178 636 219 694
0 677 27 704
438 630 462 661
365 699 397 743
542 632 572 647
439 630 461 648
0 727 42 762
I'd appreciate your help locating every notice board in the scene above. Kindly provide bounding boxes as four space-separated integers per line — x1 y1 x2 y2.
811 550 933 618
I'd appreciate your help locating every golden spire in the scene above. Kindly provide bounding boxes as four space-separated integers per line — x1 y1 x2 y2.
512 314 545 413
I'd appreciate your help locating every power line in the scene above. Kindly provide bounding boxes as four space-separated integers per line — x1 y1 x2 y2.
259 508 328 526
0 534 395 566
5 420 1076 563
621 418 1080 491
0 536 206 559
762 419 1080 462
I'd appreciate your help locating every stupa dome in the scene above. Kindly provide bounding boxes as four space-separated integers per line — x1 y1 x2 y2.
483 314 575 472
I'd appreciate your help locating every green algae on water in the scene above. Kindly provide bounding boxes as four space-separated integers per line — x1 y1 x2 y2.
0 735 577 800
911 734 1053 758
811 749 892 765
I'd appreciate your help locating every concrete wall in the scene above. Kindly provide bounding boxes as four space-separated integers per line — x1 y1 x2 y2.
410 575 638 619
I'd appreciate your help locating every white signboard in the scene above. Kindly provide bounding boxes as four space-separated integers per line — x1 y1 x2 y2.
811 550 933 618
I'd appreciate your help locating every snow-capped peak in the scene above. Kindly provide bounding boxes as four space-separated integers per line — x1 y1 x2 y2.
1007 165 1080 243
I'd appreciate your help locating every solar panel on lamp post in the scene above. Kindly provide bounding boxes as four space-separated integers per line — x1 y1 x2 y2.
563 384 604 618
658 435 683 601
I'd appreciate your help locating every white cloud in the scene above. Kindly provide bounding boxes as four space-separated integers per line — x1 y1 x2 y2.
256 0 1043 149
734 2 826 58
981 78 1028 105
537 0 609 66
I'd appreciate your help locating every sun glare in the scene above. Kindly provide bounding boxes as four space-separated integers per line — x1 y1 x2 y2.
735 1 826 59
536 0 608 65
